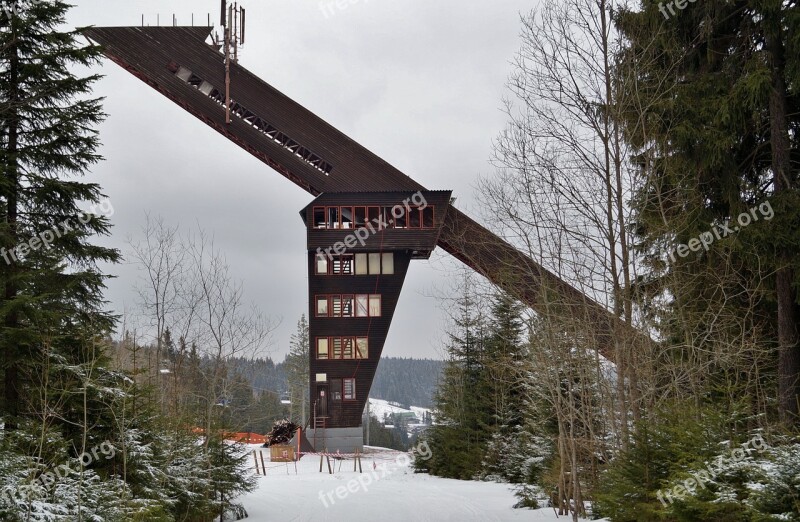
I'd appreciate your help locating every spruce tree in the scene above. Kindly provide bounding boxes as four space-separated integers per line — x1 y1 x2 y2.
285 314 309 423
421 277 493 479
0 1 119 427
615 0 800 424
484 292 525 428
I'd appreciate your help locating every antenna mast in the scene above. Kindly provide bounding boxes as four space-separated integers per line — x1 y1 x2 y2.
221 1 246 125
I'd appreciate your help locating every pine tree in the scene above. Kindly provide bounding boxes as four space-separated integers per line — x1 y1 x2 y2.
481 292 544 486
483 292 525 429
615 0 800 424
0 0 119 428
421 276 494 479
285 314 309 424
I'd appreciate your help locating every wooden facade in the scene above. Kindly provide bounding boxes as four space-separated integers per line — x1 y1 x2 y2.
303 192 451 429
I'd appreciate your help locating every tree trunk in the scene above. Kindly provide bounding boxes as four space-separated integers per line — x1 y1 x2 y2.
3 28 20 430
765 14 800 425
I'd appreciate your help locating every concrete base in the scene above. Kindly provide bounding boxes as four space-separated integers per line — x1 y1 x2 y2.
306 426 363 453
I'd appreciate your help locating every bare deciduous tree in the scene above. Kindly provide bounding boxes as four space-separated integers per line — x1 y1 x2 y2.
185 227 277 447
477 0 649 517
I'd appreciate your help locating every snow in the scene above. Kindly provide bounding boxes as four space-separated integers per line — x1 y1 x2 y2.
366 398 430 422
239 444 604 521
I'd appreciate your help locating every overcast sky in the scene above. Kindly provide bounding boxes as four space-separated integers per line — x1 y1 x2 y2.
66 0 535 361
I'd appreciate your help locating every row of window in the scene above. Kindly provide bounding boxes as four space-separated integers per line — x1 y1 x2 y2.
316 294 381 318
315 376 357 401
316 252 394 276
313 206 435 230
317 337 369 360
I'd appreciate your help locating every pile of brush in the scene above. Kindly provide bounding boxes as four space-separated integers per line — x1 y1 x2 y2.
263 419 299 447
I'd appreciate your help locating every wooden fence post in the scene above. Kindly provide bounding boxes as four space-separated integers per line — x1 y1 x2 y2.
296 427 301 462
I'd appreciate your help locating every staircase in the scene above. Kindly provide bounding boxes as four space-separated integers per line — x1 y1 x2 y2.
309 400 328 450
312 416 327 451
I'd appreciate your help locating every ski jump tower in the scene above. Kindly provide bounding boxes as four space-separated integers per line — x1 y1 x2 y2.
85 7 640 452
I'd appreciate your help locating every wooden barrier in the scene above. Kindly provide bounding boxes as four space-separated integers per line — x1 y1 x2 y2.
316 448 363 474
270 445 295 462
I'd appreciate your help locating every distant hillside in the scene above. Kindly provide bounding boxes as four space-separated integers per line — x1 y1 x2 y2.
229 355 443 409
229 356 287 396
370 357 444 408
367 398 431 424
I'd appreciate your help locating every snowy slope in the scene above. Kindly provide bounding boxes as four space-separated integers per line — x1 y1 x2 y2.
239 445 604 522
366 397 430 423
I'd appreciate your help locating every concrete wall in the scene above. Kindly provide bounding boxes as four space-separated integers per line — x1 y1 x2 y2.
306 426 363 453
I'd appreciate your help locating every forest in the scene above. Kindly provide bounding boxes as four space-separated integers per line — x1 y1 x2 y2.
369 358 443 409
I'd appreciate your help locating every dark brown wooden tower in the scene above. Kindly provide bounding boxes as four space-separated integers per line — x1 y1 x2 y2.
301 191 451 450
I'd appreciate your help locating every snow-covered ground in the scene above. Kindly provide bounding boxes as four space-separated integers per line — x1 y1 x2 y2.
239 445 602 522
366 397 430 423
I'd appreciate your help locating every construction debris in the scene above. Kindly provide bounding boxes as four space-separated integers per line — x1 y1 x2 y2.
263 419 299 447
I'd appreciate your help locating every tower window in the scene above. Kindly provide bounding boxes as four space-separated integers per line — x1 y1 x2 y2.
368 253 381 275
409 207 421 228
311 204 433 229
355 337 368 359
367 206 381 224
422 206 435 228
341 206 354 229
327 207 340 229
356 295 368 317
382 253 394 274
315 337 368 359
316 296 329 317
316 338 329 359
355 207 367 227
316 253 391 276
342 338 354 359
355 253 368 275
313 207 326 229
368 295 381 316
316 295 380 318
332 255 354 275
315 254 329 275
343 378 356 400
